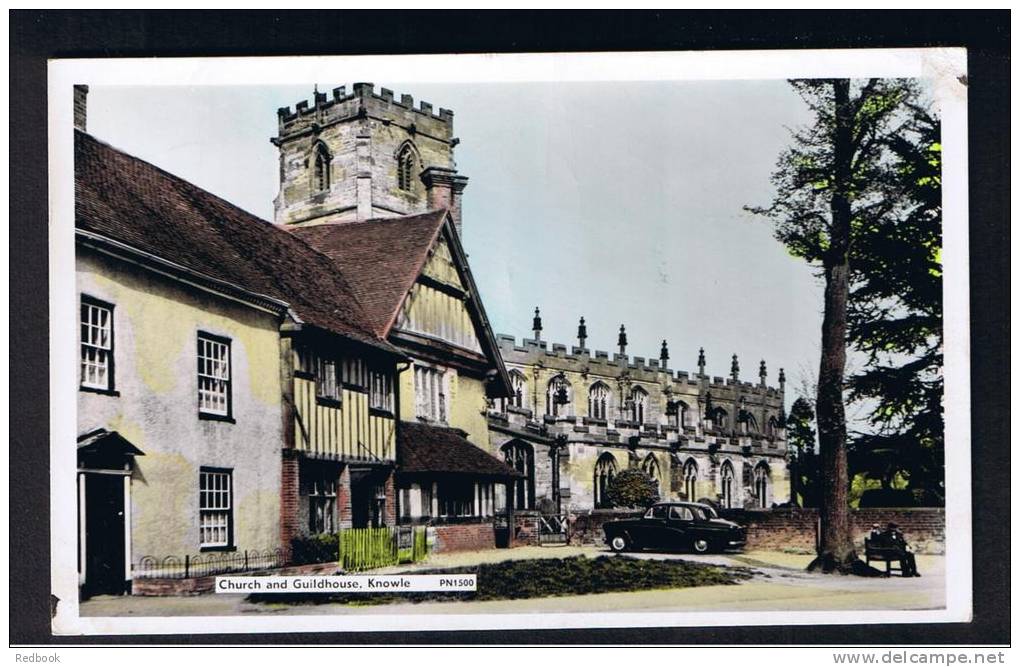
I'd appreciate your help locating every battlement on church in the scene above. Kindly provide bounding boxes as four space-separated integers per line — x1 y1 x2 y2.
495 333 784 398
276 83 454 141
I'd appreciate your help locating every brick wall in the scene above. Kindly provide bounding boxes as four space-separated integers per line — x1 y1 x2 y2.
561 507 945 554
279 453 300 563
383 471 396 527
432 523 496 553
337 464 353 530
733 507 945 554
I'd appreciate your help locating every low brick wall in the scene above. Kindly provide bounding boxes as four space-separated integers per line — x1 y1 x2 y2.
556 507 945 554
732 507 945 555
568 509 642 546
432 523 495 553
131 561 339 596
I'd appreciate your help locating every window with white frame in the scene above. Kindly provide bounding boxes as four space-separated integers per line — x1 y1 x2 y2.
414 365 447 422
369 368 393 412
80 297 114 391
199 468 232 548
315 354 340 402
308 477 336 534
197 334 231 417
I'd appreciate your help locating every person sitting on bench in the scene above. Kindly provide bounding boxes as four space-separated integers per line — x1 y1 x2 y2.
877 522 921 577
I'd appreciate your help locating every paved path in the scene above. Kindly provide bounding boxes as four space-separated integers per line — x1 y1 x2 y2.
80 548 945 617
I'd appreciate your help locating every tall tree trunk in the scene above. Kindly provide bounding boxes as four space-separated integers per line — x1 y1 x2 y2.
809 79 859 573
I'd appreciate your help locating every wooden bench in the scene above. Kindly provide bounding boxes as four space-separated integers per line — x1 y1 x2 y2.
864 538 906 577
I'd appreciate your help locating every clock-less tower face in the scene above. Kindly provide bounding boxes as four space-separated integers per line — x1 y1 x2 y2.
271 83 466 230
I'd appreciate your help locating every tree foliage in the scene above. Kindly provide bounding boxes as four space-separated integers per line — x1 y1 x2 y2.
747 78 921 573
786 396 821 507
606 468 661 509
847 108 944 505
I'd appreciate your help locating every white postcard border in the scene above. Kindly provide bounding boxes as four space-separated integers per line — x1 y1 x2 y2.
47 48 971 635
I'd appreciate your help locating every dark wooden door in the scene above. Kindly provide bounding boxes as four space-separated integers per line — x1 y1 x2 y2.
83 474 125 598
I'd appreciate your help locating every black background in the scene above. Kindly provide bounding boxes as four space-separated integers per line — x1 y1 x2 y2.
10 10 1010 645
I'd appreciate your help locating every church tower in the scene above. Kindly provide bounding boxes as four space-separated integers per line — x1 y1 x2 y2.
271 83 468 234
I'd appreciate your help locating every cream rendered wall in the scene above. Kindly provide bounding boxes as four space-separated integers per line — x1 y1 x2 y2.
77 248 284 561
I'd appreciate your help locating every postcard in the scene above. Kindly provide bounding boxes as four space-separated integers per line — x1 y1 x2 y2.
47 48 970 635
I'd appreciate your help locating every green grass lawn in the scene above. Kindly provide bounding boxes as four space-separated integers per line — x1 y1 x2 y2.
247 555 753 606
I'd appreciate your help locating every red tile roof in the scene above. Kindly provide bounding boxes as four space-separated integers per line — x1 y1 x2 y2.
74 131 397 354
288 211 448 337
397 421 521 478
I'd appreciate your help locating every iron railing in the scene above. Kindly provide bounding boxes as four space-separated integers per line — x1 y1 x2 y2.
134 548 285 579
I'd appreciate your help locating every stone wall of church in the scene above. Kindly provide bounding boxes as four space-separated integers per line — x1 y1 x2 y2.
487 331 790 514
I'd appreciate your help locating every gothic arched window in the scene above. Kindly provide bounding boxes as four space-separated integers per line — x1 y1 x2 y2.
710 407 728 430
721 461 735 509
588 382 610 421
754 462 770 509
546 375 572 417
502 440 535 510
683 459 698 502
594 453 617 509
670 400 690 429
312 142 331 193
642 454 661 493
766 416 780 438
397 144 416 192
631 386 648 424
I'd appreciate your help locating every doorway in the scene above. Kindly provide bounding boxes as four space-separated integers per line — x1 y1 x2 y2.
82 473 126 597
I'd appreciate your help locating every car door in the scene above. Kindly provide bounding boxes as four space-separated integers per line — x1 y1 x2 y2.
636 505 669 549
665 505 694 550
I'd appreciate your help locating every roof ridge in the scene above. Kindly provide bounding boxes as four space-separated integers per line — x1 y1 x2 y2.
76 130 272 226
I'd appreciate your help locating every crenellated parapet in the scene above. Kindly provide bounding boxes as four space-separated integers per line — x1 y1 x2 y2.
494 333 784 399
275 83 454 145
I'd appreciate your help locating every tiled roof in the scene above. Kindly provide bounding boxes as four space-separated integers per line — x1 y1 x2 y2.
397 421 521 478
288 211 448 337
74 131 397 355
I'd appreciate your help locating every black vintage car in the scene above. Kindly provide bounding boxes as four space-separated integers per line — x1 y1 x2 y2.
602 502 746 554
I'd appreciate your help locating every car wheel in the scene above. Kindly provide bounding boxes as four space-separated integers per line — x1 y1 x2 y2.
610 535 630 553
692 538 711 554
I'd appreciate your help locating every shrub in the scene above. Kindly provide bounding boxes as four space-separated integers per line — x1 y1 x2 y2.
606 468 661 509
291 532 340 565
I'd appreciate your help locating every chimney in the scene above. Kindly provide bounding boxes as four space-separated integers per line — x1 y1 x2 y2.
73 85 89 132
420 166 468 236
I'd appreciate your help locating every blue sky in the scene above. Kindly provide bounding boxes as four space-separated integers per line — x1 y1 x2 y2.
88 80 825 404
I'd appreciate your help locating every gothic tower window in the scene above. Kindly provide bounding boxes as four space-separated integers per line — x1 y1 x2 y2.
683 459 698 502
397 143 417 192
594 453 617 509
502 440 535 510
754 462 770 509
588 382 610 420
721 461 735 508
311 142 331 193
